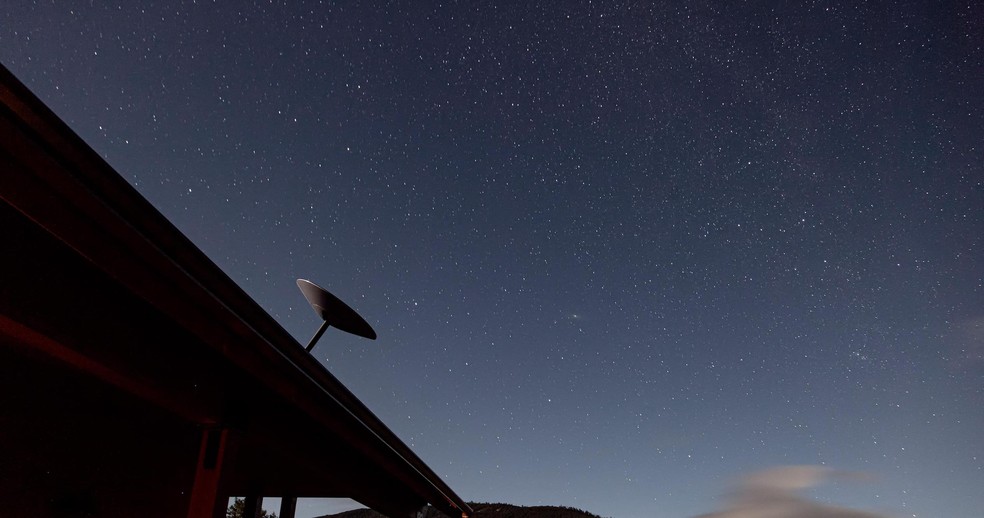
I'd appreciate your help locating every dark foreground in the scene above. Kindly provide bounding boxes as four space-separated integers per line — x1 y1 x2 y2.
319 503 603 518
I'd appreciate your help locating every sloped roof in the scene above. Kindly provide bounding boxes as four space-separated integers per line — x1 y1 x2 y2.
0 63 471 518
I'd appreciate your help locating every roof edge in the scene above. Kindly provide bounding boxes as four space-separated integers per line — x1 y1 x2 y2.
0 62 472 518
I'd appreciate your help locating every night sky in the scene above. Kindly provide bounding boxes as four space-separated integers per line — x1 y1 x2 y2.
2 2 982 517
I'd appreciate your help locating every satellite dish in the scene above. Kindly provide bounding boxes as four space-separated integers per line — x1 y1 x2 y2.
296 278 377 352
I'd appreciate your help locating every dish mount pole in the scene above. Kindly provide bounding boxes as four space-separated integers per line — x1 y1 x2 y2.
306 320 330 352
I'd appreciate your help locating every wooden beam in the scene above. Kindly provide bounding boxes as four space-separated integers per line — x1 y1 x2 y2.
187 428 229 518
242 495 263 518
279 496 297 518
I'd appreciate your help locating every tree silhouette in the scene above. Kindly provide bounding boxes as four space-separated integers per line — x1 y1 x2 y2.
226 498 278 518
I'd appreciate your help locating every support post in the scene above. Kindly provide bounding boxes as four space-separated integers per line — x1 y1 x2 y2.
242 495 263 518
186 428 229 518
279 496 298 518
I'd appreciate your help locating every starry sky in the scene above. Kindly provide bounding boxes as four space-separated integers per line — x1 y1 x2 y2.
2 2 982 517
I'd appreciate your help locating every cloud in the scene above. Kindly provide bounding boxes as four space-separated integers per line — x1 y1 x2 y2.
693 465 892 518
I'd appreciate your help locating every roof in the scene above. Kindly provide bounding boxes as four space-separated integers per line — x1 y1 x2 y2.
0 63 472 518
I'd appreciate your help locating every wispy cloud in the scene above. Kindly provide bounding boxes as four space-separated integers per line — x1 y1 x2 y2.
693 465 891 518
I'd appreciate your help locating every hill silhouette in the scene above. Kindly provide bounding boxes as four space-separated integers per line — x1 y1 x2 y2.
317 502 603 518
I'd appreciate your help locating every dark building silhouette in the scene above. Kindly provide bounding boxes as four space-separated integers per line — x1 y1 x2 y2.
0 64 472 518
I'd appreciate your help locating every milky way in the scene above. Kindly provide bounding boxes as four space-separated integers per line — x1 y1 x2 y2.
3 2 981 517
